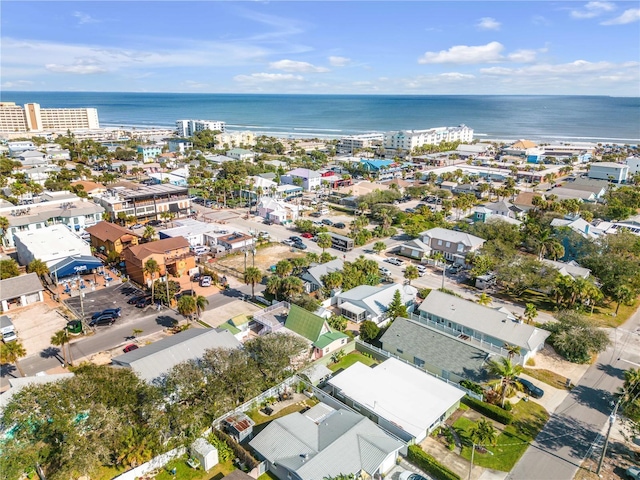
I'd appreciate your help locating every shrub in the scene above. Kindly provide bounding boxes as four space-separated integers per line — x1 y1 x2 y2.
503 401 513 412
459 379 484 395
526 358 536 367
461 396 514 425
418 288 432 299
212 429 258 469
207 433 234 462
407 445 461 480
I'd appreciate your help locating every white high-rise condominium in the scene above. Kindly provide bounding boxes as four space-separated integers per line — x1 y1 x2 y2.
384 125 474 153
0 102 99 133
176 119 226 137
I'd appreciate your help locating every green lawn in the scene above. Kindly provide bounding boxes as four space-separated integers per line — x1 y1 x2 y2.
453 400 549 472
155 458 236 480
248 398 319 426
328 351 378 372
257 471 280 480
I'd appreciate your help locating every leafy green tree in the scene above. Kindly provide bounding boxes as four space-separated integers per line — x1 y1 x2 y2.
503 344 521 360
359 320 380 344
544 310 610 363
403 265 419 285
387 289 408 320
142 225 155 242
244 266 262 298
0 258 20 280
486 357 524 408
317 233 332 253
27 258 49 280
0 215 9 245
328 315 348 332
151 279 181 306
280 276 304 300
611 284 636 314
617 368 640 436
320 252 336 263
0 340 27 377
244 333 309 386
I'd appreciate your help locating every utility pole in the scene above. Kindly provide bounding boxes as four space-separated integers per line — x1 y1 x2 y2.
596 401 619 476
441 261 446 289
468 443 475 480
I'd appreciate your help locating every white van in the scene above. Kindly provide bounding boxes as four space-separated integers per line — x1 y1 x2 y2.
192 245 210 255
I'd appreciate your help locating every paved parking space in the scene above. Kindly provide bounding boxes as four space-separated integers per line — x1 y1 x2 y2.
5 303 67 357
64 282 155 322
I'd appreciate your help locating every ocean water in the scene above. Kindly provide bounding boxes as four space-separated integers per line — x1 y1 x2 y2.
2 92 639 143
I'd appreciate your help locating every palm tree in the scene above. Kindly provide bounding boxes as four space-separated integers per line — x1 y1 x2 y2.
524 303 538 324
51 329 71 366
469 417 498 450
486 357 524 408
275 259 292 278
373 241 387 255
244 266 262 298
142 225 155 242
132 328 143 338
177 294 197 321
503 344 522 360
0 340 27 377
143 258 160 301
617 368 640 419
404 265 419 285
476 293 492 306
280 277 304 300
322 271 343 290
0 216 9 246
266 276 282 301
27 258 49 280
194 295 209 318
317 233 332 254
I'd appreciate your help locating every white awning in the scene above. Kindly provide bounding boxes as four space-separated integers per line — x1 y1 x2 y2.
340 302 366 315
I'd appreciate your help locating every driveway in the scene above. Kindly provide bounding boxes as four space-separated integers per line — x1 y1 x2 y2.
1 302 67 358
64 282 153 322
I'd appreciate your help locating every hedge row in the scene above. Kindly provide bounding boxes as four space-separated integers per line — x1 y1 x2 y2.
461 396 514 425
407 445 461 480
212 429 258 469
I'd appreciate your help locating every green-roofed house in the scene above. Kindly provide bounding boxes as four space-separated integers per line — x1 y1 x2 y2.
217 314 252 341
284 304 349 359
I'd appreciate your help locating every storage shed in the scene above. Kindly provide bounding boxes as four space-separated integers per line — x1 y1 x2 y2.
190 438 218 471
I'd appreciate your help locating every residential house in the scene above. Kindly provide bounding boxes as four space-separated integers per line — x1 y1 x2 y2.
284 304 349 359
217 232 255 252
85 221 140 258
226 148 255 161
300 259 344 293
136 144 163 163
550 215 605 240
418 227 485 264
380 316 491 383
398 239 432 261
0 273 45 312
564 178 608 198
280 168 322 192
334 283 417 325
167 138 193 154
513 192 544 213
249 404 404 480
159 219 234 248
627 156 640 175
417 290 550 363
70 181 107 197
257 197 301 224
327 358 465 443
545 187 595 202
148 167 189 187
541 259 591 280
18 150 48 166
587 162 629 183
111 328 240 383
123 236 195 285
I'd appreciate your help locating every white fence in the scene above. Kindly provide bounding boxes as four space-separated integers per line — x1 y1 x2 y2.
112 447 186 480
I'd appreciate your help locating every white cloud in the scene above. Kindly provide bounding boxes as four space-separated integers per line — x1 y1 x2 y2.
601 8 640 25
532 15 551 26
418 42 504 64
182 80 208 89
480 59 639 76
476 17 501 31
329 56 351 67
571 2 615 19
72 11 99 25
1 80 35 88
269 59 329 73
46 58 108 74
234 73 304 83
439 72 475 80
507 49 538 63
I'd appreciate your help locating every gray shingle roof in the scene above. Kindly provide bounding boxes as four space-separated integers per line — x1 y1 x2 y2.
301 259 344 288
420 227 485 248
417 290 550 351
337 283 417 319
249 407 403 479
380 316 491 381
0 273 43 302
111 328 240 382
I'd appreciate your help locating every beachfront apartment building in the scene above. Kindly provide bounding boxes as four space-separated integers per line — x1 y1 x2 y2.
587 162 629 183
384 125 473 154
337 133 384 153
92 184 191 224
0 102 99 133
215 131 256 147
176 119 226 137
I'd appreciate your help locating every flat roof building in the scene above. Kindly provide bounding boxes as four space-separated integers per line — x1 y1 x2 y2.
14 224 92 267
0 102 99 133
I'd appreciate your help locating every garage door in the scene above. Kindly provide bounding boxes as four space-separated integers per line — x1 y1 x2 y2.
25 292 41 304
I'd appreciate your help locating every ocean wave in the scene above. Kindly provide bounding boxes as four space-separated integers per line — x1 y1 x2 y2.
293 127 343 132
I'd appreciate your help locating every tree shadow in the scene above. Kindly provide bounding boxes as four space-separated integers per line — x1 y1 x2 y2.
1 363 18 378
40 346 63 362
221 287 243 299
156 315 178 328
597 362 626 381
533 413 602 460
570 384 617 415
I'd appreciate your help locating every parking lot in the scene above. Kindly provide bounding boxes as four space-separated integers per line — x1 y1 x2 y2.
64 282 158 324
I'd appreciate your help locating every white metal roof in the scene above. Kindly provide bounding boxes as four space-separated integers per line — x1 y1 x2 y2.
327 358 464 439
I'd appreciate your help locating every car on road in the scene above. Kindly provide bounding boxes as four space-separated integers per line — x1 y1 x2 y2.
258 231 270 239
321 219 334 226
123 344 139 353
200 276 212 287
89 315 116 327
135 297 153 308
517 377 545 398
379 266 391 276
399 471 428 480
334 222 346 229
309 211 322 218
626 467 640 480
289 236 303 243
385 257 404 266
405 207 416 213
448 264 463 274
263 219 274 225
292 242 307 250
301 232 313 239
148 219 162 226
282 239 295 246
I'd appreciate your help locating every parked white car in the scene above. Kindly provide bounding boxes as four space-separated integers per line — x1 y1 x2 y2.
385 257 404 266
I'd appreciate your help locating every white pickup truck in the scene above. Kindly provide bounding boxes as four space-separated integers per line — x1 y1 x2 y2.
1 315 17 343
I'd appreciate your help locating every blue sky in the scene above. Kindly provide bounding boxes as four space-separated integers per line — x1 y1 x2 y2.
1 1 639 95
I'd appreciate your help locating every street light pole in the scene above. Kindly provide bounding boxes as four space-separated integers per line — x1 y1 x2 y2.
252 248 257 267
468 443 475 480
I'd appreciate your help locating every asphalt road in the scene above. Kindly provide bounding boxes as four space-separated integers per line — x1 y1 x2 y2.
507 307 640 480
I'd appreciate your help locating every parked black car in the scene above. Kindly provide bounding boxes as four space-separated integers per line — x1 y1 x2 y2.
517 377 544 398
322 219 333 226
135 297 153 308
334 222 346 229
89 316 116 327
127 294 148 305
